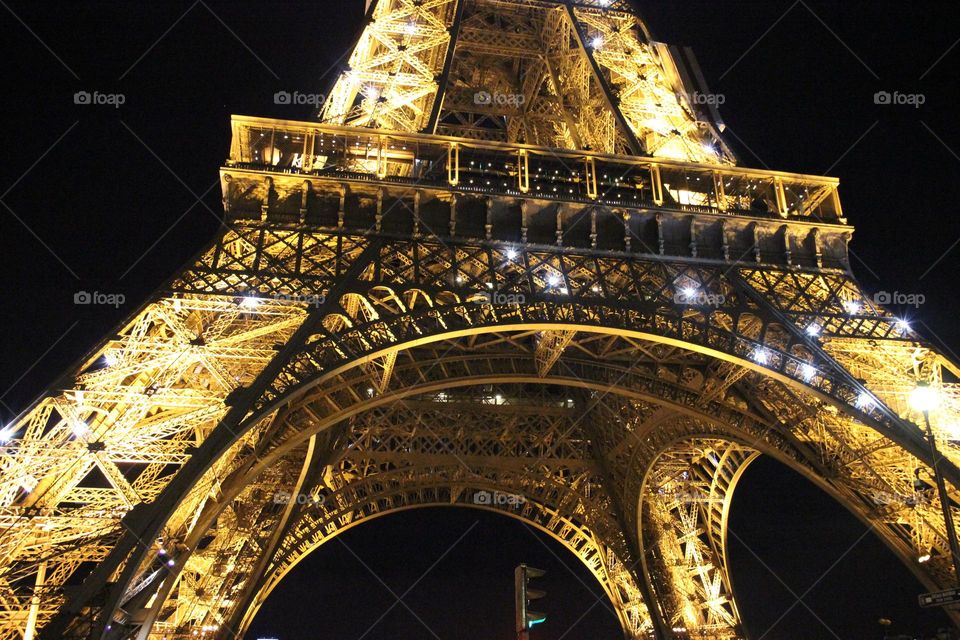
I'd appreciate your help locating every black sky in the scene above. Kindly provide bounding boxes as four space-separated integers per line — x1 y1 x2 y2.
1 2 959 639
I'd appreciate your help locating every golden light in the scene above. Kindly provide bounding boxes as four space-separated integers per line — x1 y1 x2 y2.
910 384 941 413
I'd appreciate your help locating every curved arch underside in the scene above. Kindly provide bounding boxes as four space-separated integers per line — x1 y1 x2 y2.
1 225 957 640
78 327 960 640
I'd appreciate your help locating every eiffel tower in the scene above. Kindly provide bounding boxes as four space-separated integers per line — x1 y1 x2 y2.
2 1 959 638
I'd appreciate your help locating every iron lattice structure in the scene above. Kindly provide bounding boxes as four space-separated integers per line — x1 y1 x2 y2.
1 1 959 639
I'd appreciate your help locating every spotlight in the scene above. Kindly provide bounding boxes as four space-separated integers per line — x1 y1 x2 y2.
856 392 875 411
240 296 261 310
72 421 89 438
910 383 940 413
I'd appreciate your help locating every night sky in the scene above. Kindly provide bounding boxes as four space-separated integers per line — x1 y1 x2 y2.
1 1 959 639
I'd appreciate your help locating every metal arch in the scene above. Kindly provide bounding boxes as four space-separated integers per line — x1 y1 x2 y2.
29 290 960 639
238 484 647 637
78 341 960 638
637 437 759 638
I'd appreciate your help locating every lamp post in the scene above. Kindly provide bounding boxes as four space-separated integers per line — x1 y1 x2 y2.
911 383 960 583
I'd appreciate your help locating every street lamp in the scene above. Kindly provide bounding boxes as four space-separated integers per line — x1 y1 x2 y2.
912 382 960 584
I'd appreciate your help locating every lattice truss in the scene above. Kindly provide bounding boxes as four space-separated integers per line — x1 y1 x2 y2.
321 0 732 162
3 224 960 640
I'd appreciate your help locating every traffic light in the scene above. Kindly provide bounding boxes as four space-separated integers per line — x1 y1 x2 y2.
515 564 547 636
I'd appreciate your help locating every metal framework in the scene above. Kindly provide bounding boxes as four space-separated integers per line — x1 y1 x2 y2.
1 1 959 639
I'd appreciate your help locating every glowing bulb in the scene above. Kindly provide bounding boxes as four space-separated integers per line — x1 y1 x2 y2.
590 36 604 49
842 300 861 315
896 319 911 332
72 421 89 438
753 349 770 365
800 364 816 382
404 21 418 35
547 274 561 287
805 324 822 337
681 286 697 299
918 554 931 563
240 296 261 310
166 559 176 567
910 384 940 413
103 352 118 367
0 426 14 444
856 391 875 411
505 248 518 260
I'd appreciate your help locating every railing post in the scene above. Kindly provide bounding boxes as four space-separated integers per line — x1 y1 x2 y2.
584 156 598 199
713 170 728 211
774 177 789 218
831 187 844 221
518 149 530 193
650 163 664 206
448 142 460 187
377 136 388 179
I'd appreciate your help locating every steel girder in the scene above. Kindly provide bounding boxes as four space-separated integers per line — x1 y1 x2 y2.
1 222 955 639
